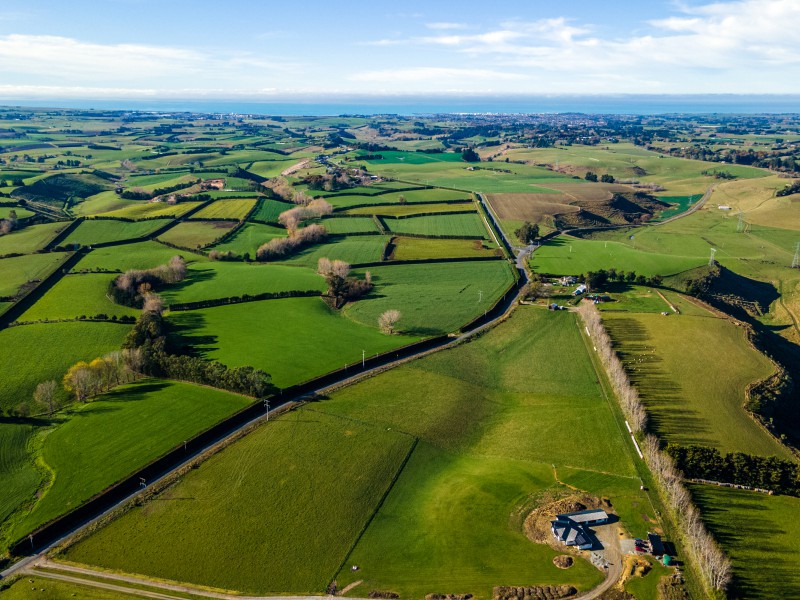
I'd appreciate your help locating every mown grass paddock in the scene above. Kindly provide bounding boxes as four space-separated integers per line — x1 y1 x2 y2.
62 219 171 247
345 260 517 335
0 322 131 414
389 236 500 260
690 484 800 600
157 220 236 249
602 305 788 458
95 201 201 220
280 235 390 267
65 410 416 594
0 222 66 255
65 308 648 598
168 297 419 388
209 222 286 256
10 380 252 543
160 261 325 305
71 240 201 272
0 253 69 298
384 212 489 238
191 198 257 220
20 273 140 321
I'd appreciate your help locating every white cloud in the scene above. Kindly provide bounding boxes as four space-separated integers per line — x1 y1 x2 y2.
425 22 469 30
0 35 286 84
348 67 528 83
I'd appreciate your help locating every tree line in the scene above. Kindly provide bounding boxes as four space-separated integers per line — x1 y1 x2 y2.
666 443 800 497
583 268 663 289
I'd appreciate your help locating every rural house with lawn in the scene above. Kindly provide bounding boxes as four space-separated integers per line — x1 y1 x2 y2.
551 509 609 550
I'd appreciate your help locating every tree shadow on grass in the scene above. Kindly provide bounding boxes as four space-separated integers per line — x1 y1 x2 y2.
166 311 218 356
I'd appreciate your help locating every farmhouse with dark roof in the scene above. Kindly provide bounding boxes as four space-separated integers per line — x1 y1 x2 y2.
550 509 609 550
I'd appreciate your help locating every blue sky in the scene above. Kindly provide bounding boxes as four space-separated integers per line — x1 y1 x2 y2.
0 0 797 99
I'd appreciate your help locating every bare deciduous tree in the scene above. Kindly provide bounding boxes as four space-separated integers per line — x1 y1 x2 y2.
378 309 401 334
33 380 59 415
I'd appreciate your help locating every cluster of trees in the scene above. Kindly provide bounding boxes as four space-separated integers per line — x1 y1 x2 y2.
584 172 616 183
122 296 274 398
277 198 333 232
643 436 732 593
514 221 539 244
776 180 800 197
207 249 236 261
302 172 357 192
682 264 720 296
583 268 663 289
317 258 373 309
62 349 145 403
257 223 326 260
578 302 647 432
108 256 187 307
257 199 333 261
0 208 18 235
461 147 480 162
666 444 800 496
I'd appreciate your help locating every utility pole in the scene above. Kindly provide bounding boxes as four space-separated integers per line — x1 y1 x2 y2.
478 290 483 304
264 398 270 421
362 349 365 368
737 210 745 233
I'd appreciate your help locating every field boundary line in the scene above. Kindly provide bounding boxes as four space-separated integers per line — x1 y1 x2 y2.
328 437 419 591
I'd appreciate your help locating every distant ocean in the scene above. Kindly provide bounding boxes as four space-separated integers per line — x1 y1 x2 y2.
3 95 799 116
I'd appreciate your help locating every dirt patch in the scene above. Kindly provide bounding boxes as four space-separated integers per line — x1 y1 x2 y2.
544 182 633 202
485 193 578 221
368 591 399 599
494 585 577 600
553 555 574 569
426 594 473 600
281 159 310 176
524 491 607 548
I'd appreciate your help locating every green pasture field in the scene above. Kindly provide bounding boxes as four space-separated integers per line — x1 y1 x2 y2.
169 297 418 388
602 310 789 458
209 222 286 257
530 236 708 277
249 198 292 223
505 144 768 195
72 241 204 272
363 157 578 194
66 409 415 594
690 484 800 599
323 188 469 209
191 198 257 220
73 191 131 216
0 222 66 255
248 159 298 178
711 175 800 230
280 235 389 267
0 206 34 220
359 150 466 165
595 285 708 317
389 237 500 260
0 423 40 532
10 380 252 542
343 201 474 217
63 219 170 247
157 220 236 249
652 195 702 221
345 260 516 335
21 273 140 321
161 262 325 305
127 174 197 194
65 308 647 597
0 253 69 298
317 217 379 234
95 201 201 220
0 321 131 413
384 213 489 238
